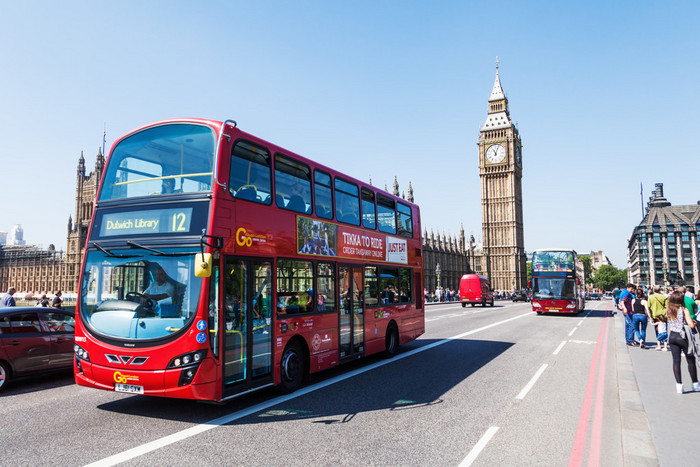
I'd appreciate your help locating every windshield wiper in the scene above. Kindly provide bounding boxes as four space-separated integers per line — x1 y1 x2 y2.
126 241 193 257
92 242 138 258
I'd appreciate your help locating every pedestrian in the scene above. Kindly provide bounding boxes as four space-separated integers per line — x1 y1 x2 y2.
653 314 669 351
632 286 651 349
619 283 637 346
613 286 621 309
679 286 698 323
648 285 668 350
666 291 700 393
52 291 63 309
1 287 16 307
35 294 49 307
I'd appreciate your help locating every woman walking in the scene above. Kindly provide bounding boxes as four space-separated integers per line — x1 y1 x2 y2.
667 291 700 393
631 286 651 348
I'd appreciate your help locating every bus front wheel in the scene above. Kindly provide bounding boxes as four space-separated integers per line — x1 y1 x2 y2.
280 340 306 393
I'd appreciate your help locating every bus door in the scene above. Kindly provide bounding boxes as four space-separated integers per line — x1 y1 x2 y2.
339 265 364 361
222 258 273 396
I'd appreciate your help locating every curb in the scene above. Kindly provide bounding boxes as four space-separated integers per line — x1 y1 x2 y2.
614 312 659 466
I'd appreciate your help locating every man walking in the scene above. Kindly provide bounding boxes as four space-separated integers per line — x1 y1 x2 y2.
647 285 668 349
1 287 17 307
619 283 637 346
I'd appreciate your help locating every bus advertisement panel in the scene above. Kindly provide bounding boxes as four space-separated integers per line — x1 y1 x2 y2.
73 119 424 402
530 249 585 315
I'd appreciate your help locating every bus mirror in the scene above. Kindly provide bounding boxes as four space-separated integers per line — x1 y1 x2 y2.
195 253 212 278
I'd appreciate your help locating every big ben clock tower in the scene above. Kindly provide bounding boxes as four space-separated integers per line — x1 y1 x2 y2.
478 59 527 292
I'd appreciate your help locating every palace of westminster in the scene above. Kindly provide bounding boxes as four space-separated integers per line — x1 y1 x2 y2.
10 65 684 298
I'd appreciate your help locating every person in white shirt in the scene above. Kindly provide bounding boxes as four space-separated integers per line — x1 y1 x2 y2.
143 266 174 304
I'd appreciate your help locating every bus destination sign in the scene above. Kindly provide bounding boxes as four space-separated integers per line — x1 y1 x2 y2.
99 207 194 237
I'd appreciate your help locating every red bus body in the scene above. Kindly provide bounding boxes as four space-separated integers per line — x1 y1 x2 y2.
530 249 585 315
459 274 494 307
73 119 424 402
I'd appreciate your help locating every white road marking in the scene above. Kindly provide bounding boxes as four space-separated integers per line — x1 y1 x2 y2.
553 340 567 355
459 426 500 467
86 312 533 467
568 327 578 337
516 363 548 400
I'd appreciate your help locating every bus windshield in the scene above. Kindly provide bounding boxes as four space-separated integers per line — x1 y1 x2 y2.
80 247 204 340
532 250 575 272
99 123 216 201
532 277 576 300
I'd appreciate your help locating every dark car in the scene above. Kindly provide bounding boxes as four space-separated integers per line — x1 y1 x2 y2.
512 291 528 302
0 307 75 391
590 293 602 300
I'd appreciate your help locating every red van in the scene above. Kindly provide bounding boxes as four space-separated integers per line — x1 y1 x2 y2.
459 274 494 307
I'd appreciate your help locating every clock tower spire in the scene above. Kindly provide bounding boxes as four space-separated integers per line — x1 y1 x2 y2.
477 60 526 292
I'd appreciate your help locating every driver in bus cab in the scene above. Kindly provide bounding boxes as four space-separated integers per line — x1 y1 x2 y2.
143 266 174 304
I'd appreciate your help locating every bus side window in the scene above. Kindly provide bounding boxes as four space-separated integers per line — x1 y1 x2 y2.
314 170 333 220
275 154 312 214
277 259 314 315
230 141 272 205
377 194 396 234
334 178 359 226
361 188 376 230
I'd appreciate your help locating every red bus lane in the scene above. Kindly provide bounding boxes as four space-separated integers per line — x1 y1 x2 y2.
569 304 612 467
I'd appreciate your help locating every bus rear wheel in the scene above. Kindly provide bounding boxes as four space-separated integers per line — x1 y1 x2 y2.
385 324 399 357
462 302 466 308
280 340 306 393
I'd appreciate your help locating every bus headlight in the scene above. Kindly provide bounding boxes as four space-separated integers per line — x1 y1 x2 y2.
532 301 542 308
74 344 90 362
167 350 207 369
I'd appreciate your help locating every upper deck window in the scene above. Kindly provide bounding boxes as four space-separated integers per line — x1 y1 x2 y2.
99 124 215 201
361 188 376 230
397 202 413 238
275 154 312 214
314 170 333 220
335 178 359 226
377 194 396 234
230 141 272 205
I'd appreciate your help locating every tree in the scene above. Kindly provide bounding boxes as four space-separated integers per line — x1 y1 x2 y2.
593 265 627 291
579 255 593 284
526 262 532 285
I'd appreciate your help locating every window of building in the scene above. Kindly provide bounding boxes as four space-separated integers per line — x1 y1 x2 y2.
276 259 314 315
377 194 396 234
397 202 413 238
229 140 272 204
314 170 333 220
361 188 376 230
275 154 312 214
334 178 360 225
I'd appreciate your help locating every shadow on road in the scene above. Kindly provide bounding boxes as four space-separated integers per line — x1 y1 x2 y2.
1 370 74 397
95 338 513 425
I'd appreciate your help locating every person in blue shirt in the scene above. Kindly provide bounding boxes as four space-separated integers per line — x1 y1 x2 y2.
619 284 637 346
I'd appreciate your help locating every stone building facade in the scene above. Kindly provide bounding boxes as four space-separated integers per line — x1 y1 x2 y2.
0 150 104 295
627 183 700 290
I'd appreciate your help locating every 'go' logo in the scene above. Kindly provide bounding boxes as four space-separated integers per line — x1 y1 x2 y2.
113 371 138 384
236 228 253 247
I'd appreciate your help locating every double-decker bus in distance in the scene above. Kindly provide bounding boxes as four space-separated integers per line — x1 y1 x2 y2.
73 119 424 402
530 249 585 315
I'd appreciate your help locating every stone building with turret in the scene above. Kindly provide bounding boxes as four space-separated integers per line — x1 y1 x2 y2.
0 150 104 295
389 177 475 292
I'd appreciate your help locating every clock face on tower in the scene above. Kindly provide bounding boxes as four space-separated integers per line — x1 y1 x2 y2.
486 144 506 164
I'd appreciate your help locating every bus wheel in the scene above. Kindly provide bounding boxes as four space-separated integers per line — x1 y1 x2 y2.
482 300 486 307
462 302 466 308
536 311 542 315
0 361 10 392
490 299 494 307
471 303 475 307
280 340 306 393
385 324 399 357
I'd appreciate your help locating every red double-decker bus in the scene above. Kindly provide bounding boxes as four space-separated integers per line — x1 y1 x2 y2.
73 119 424 402
530 249 585 315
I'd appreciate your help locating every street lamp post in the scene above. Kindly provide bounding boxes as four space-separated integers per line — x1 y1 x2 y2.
436 263 441 290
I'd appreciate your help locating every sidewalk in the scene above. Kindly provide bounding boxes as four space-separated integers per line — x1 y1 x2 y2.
616 311 700 465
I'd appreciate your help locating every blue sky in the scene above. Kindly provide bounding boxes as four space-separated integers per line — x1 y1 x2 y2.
1 1 699 267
